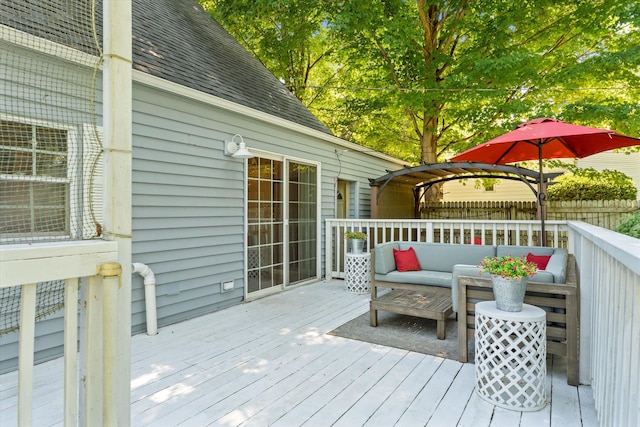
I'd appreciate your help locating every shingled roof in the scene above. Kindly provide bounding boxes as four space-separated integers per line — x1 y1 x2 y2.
131 0 331 134
2 0 332 134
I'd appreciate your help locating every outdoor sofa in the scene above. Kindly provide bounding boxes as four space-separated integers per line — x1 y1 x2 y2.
370 241 579 385
371 242 569 311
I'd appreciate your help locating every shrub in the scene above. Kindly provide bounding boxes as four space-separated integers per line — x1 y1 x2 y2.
546 168 637 201
616 212 640 239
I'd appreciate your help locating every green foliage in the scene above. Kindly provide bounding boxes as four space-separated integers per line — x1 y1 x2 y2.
200 0 640 165
616 212 640 239
474 178 500 191
199 0 338 104
546 168 637 201
345 230 367 240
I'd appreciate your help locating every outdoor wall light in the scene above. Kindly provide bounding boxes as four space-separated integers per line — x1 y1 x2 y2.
224 134 254 159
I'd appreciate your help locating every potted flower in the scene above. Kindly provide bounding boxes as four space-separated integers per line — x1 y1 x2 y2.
345 230 367 254
478 255 538 312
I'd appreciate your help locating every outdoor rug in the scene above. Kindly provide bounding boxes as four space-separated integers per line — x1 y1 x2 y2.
328 311 475 362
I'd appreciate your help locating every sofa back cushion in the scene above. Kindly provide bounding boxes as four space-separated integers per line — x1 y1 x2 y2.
398 242 496 273
496 245 554 258
545 249 568 283
374 242 400 274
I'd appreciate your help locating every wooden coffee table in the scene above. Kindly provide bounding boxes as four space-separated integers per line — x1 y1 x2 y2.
370 289 453 340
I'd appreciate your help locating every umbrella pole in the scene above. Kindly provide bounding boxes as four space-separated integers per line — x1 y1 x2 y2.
538 145 547 246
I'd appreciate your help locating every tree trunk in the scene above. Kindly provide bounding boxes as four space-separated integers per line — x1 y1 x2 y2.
420 114 443 203
421 115 438 164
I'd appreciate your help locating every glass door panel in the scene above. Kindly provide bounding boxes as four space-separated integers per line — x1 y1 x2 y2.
247 157 284 293
287 161 317 284
247 156 318 294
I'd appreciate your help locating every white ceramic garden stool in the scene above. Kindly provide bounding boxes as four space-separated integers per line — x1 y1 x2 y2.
475 301 547 411
344 252 371 294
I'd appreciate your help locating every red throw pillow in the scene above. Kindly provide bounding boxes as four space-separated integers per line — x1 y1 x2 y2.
526 253 552 270
466 236 482 245
393 247 421 272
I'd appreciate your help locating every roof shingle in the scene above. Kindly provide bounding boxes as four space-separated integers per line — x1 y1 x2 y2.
2 0 332 134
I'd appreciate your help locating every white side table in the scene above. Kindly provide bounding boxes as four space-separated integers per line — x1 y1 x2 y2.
344 252 371 294
475 301 547 411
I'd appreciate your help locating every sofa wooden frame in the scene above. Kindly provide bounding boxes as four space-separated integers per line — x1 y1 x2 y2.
457 254 579 385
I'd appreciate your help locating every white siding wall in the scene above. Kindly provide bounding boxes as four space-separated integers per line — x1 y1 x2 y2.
443 179 537 202
444 151 640 202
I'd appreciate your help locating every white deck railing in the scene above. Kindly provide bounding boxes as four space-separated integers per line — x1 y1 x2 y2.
325 219 570 279
568 221 640 427
0 240 120 426
326 218 639 425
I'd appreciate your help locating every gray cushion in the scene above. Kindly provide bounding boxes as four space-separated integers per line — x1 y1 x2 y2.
529 270 555 283
398 242 496 273
451 264 489 312
374 242 400 274
376 270 452 287
496 245 556 257
544 249 568 283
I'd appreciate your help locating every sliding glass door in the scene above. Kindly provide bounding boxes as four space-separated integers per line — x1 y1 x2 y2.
247 155 318 295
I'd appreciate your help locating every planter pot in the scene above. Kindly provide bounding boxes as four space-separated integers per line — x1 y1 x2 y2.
349 239 365 254
491 276 528 312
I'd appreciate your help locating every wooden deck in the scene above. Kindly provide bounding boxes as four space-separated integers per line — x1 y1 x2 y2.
1 279 598 426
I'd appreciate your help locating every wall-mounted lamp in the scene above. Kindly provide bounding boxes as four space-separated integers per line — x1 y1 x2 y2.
224 134 254 159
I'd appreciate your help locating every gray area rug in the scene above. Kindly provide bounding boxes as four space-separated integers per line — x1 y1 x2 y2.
328 311 475 362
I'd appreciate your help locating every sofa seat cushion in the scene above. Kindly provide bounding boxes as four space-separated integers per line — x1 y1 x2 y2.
529 270 555 283
375 270 453 288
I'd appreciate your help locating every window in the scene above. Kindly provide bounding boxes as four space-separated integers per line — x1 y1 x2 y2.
0 118 76 241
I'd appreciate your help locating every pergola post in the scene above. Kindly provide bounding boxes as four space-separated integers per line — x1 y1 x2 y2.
370 185 378 219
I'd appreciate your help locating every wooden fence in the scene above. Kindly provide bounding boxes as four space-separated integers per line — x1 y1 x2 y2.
421 200 638 231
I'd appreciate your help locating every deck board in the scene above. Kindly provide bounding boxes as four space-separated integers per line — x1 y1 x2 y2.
0 279 598 426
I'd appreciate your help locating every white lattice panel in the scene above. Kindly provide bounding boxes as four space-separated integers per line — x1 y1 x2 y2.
475 301 547 411
344 253 371 294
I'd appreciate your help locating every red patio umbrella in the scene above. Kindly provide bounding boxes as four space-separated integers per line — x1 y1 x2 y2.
451 118 640 244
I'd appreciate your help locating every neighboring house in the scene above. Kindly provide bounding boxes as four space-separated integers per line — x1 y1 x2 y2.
0 0 409 372
442 151 640 202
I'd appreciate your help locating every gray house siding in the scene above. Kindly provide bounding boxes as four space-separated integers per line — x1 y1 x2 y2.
127 79 406 335
0 1 409 372
130 84 247 333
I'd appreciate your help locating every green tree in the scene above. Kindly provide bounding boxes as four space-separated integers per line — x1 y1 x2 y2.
332 0 640 163
199 0 339 108
200 1 640 166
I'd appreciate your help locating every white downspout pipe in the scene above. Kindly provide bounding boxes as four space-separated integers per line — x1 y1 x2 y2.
132 263 157 335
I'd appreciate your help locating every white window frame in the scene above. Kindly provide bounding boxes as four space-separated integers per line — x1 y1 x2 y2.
0 113 79 242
